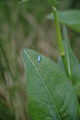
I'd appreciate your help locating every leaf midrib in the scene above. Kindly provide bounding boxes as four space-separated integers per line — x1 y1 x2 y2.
24 50 61 120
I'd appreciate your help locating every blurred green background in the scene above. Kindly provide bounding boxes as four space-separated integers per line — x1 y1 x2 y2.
0 0 80 119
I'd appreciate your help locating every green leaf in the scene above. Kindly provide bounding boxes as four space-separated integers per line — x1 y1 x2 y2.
22 48 79 120
18 0 29 4
58 25 80 98
46 10 80 33
48 0 59 5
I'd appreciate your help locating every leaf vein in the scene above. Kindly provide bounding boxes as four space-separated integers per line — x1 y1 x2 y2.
24 50 61 120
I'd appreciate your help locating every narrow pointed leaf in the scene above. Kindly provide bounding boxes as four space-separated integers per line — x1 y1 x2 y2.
48 0 59 5
18 0 29 4
22 48 79 120
58 25 80 98
46 10 80 33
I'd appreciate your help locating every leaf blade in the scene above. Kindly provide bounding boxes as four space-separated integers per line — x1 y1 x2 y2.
46 10 80 33
59 25 80 98
22 48 79 120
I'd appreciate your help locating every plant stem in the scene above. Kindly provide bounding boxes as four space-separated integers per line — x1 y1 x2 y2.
52 6 70 79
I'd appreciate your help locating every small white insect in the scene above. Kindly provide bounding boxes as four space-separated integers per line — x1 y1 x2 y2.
38 55 41 62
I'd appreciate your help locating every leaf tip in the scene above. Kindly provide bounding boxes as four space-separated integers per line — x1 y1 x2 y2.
18 0 29 4
48 0 59 5
62 25 68 40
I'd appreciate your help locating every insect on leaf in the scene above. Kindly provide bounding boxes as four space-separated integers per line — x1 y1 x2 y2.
22 48 79 120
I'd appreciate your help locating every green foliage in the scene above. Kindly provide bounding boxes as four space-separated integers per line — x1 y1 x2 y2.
0 0 80 119
0 0 52 119
46 10 80 33
22 48 79 120
18 0 29 4
58 25 80 98
48 0 59 5
0 100 15 120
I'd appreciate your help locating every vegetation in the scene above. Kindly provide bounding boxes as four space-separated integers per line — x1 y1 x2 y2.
0 0 80 120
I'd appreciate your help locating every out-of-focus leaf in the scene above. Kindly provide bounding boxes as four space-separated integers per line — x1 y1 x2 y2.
48 0 59 5
46 10 80 33
18 0 29 4
22 48 79 120
0 100 15 120
58 25 80 98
